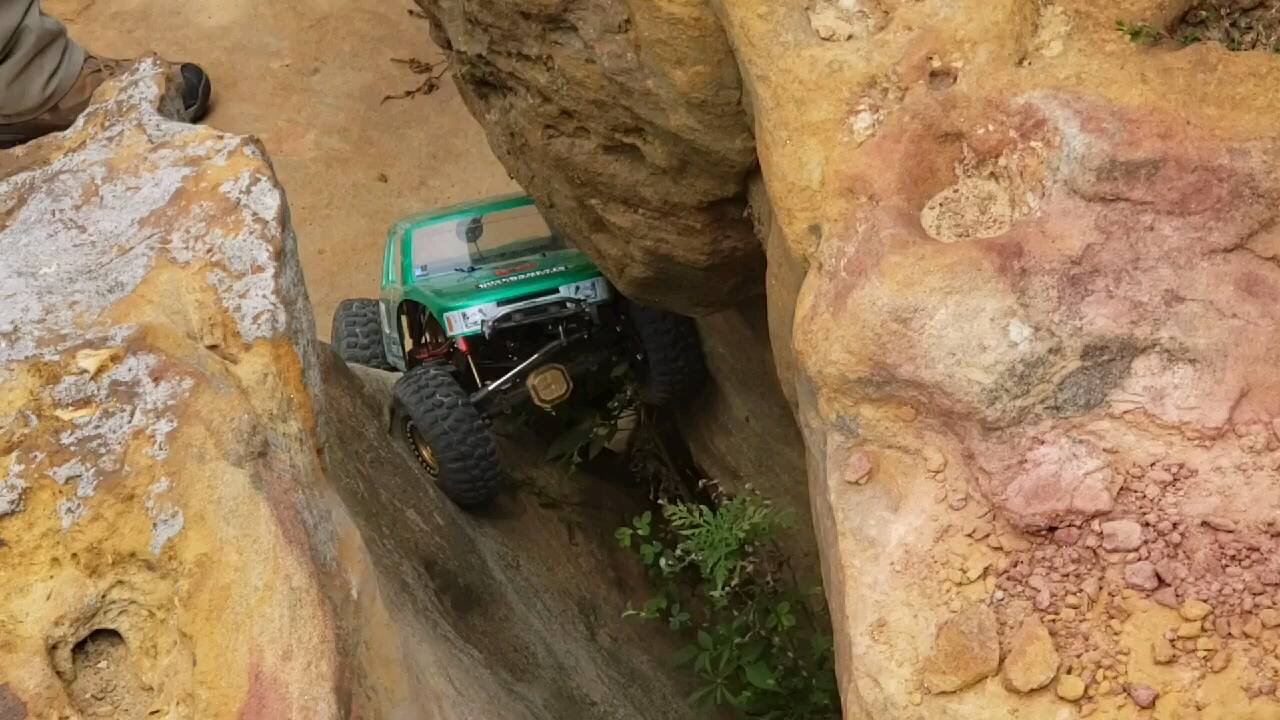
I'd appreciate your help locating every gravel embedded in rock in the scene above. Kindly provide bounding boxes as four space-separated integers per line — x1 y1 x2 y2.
1003 617 1060 693
1124 561 1159 591
1180 600 1213 621
1177 621 1203 638
1205 517 1237 533
1152 587 1180 608
1056 674 1085 702
1053 527 1081 545
924 446 947 473
1101 520 1143 552
922 605 1000 693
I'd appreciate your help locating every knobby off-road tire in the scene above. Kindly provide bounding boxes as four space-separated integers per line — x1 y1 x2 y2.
625 300 707 406
332 299 394 370
393 364 502 507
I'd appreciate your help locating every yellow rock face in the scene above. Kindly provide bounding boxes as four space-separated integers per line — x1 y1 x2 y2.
0 57 336 719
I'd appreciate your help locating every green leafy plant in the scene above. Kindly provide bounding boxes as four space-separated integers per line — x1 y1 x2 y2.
617 496 839 719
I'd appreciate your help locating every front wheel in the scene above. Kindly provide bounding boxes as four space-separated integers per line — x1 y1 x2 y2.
624 300 707 406
332 299 394 370
393 364 502 507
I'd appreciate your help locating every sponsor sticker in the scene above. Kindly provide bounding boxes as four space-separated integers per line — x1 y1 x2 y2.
477 265 567 289
494 261 539 277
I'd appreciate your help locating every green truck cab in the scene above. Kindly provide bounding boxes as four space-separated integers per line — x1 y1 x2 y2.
332 194 704 507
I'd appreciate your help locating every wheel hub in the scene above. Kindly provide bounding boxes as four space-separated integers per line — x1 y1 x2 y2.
404 420 440 477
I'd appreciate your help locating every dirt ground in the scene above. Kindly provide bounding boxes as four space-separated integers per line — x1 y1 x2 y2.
44 0 517 339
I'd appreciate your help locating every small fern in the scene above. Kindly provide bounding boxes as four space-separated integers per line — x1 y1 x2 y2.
618 496 839 719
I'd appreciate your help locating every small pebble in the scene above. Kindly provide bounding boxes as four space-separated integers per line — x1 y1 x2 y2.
1128 684 1158 709
1180 600 1213 621
1205 516 1237 532
1210 650 1231 673
1057 675 1086 702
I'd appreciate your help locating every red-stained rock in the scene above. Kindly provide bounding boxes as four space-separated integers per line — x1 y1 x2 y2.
1053 527 1082 546
996 437 1116 531
1128 684 1158 709
1125 562 1161 592
1102 520 1144 552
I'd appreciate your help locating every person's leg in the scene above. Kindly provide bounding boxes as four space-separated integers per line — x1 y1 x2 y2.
0 1 210 146
0 0 84 123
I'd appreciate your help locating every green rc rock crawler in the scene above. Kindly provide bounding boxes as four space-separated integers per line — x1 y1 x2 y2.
332 194 706 507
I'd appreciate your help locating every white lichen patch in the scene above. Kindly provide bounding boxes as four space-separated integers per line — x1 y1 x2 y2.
145 417 178 459
57 498 85 530
47 458 99 504
52 352 192 480
1 58 297 539
1008 319 1034 346
0 455 28 516
145 477 183 554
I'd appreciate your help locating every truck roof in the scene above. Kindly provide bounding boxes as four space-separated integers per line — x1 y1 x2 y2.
388 193 533 239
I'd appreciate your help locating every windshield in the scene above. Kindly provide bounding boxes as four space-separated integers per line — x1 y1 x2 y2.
410 203 563 277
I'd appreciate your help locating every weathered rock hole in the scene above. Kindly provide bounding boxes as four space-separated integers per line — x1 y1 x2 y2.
64 628 152 718
928 66 958 90
920 176 1014 242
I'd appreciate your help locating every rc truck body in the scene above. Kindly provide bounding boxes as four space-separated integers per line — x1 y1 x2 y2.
332 194 704 506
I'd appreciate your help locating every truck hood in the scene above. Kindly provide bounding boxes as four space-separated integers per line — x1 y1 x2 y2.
406 248 604 313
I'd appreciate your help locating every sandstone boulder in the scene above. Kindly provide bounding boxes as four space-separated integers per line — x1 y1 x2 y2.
413 0 761 314
417 0 1280 717
0 60 694 719
758 3 1280 718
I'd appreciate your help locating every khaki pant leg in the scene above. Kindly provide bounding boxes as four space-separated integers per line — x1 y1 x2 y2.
0 0 84 123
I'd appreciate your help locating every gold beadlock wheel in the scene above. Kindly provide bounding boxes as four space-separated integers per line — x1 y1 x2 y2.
404 420 440 477
391 363 502 507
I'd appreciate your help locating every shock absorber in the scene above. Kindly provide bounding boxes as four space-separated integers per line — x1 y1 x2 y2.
456 335 483 387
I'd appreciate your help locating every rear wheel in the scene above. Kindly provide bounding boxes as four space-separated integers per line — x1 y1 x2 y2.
624 300 706 406
393 364 502 507
332 299 393 370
